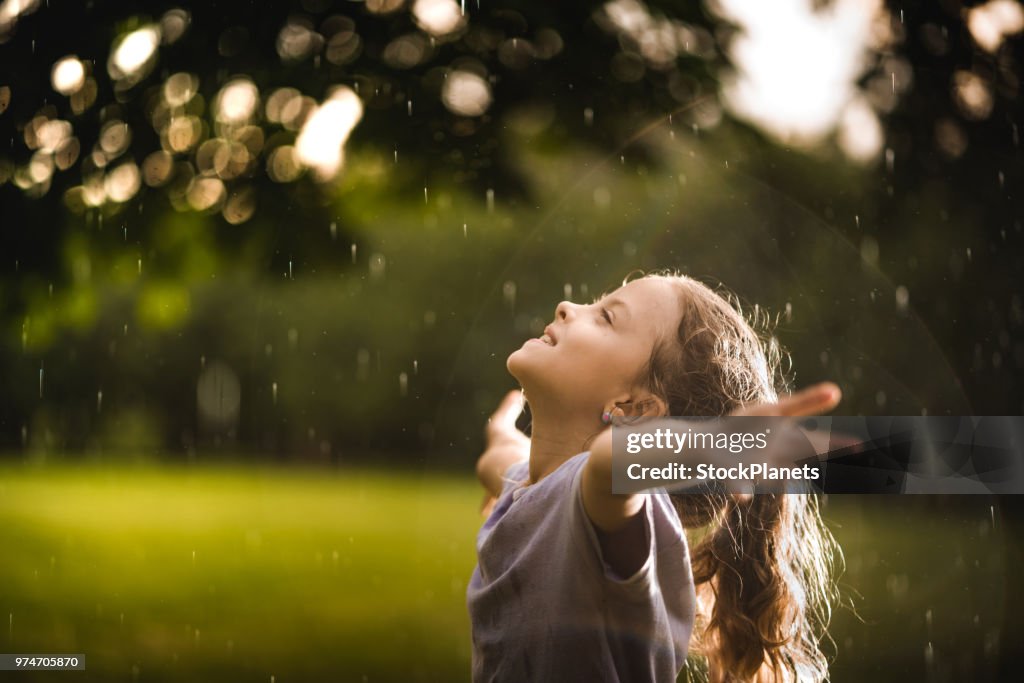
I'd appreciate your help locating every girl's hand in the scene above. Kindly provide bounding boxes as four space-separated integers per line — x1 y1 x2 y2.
477 390 530 504
729 382 841 418
728 382 842 494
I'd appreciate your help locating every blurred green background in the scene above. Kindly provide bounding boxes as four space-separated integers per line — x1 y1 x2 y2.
1 0 1023 680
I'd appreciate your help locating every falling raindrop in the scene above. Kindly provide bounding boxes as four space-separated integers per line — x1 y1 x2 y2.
399 372 408 397
330 222 337 240
137 258 142 275
583 107 593 126
39 364 44 399
192 550 196 566
413 359 418 374
394 147 398 164
369 253 386 280
855 215 860 229
885 148 895 173
272 382 278 405
97 389 103 413
351 243 357 263
486 188 494 213
563 283 573 300
407 99 413 116
424 187 428 204
462 223 467 238
48 283 53 297
785 302 792 322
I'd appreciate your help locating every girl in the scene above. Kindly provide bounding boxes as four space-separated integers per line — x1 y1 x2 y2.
467 271 843 683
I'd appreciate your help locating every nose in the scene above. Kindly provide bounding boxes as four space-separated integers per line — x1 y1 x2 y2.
555 300 578 321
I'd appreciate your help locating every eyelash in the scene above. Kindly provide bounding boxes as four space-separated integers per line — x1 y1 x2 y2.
601 308 612 324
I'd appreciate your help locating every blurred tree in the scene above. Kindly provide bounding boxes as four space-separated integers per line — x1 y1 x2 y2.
0 0 1021 456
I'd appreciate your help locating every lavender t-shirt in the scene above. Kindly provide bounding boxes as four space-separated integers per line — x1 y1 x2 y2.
466 452 696 682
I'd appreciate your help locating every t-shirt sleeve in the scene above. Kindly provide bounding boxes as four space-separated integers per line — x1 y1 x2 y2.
569 455 657 594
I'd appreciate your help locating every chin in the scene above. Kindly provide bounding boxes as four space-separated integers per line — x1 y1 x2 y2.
506 347 541 388
506 348 526 379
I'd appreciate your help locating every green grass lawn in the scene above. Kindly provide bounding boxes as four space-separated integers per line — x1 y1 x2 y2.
0 460 1012 682
0 460 484 682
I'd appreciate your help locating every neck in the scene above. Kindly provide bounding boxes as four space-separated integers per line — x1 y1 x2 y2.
526 408 603 485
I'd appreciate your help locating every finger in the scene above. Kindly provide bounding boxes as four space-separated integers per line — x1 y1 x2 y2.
735 383 841 417
775 382 841 416
490 390 524 426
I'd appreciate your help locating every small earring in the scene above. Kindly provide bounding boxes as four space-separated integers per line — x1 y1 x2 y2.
601 411 613 425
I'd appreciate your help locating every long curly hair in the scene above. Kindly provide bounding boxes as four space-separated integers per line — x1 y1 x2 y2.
633 271 843 683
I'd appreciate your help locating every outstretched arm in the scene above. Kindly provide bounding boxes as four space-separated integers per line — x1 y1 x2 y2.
476 390 530 502
581 382 843 533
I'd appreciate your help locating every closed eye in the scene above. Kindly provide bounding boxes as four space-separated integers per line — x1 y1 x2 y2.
601 307 613 325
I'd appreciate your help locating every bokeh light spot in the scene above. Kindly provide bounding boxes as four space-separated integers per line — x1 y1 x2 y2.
441 70 492 117
51 56 85 96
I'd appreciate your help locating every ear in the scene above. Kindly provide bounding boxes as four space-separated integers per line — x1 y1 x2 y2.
607 393 668 421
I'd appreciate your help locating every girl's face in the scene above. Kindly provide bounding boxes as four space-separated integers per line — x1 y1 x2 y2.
507 276 680 414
